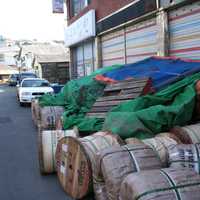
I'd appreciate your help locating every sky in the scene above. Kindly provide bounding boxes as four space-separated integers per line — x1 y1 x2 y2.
0 0 66 41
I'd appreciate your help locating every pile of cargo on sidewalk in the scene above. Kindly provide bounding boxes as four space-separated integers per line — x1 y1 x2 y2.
32 109 200 200
31 56 200 199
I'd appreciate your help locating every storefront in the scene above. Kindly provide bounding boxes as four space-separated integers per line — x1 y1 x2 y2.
101 18 158 67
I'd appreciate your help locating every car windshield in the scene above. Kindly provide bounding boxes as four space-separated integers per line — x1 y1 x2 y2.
10 74 19 79
20 73 37 80
22 80 50 87
11 74 19 78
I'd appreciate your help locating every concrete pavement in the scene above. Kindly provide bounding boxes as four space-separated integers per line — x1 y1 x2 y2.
0 85 72 200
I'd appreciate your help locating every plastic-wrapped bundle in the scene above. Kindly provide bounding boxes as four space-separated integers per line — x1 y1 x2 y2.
96 144 162 200
169 143 200 173
38 106 65 130
38 128 78 174
171 123 200 144
126 133 181 167
31 99 40 127
55 132 123 199
120 168 200 200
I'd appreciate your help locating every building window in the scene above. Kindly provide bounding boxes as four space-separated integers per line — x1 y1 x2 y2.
71 40 95 79
71 0 89 17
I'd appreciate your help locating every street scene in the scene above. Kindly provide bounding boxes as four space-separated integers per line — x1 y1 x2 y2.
0 85 69 200
1 0 200 200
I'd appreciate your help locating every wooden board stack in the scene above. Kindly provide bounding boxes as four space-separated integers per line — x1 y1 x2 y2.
87 78 151 119
55 132 123 199
120 168 200 200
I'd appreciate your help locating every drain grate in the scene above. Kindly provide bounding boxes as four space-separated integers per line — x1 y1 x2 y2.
0 117 12 124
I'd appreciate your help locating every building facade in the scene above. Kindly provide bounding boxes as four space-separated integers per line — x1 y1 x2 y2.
65 0 200 79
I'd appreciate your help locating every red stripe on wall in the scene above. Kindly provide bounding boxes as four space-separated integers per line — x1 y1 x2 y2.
169 8 200 21
102 23 156 43
170 47 200 54
102 33 124 43
102 56 124 62
126 52 156 58
125 23 156 35
153 55 200 63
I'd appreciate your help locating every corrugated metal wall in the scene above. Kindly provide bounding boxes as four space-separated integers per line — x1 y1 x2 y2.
101 29 125 67
125 18 158 64
101 18 158 67
169 1 200 60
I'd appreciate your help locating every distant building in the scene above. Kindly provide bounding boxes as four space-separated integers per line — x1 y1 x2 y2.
0 64 18 83
0 37 20 66
64 0 200 79
33 54 70 84
19 44 70 84
0 45 20 66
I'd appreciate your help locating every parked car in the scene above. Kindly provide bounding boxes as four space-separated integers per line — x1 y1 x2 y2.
50 83 64 94
18 72 37 83
17 78 54 106
8 73 20 86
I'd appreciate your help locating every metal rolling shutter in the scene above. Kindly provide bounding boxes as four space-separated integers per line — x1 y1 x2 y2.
125 18 158 64
101 29 125 67
169 2 200 60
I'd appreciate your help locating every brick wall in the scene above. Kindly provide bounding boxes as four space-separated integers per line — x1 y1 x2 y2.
67 0 136 25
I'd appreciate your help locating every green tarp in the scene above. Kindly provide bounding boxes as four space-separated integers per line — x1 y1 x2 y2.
39 65 121 107
38 65 121 134
39 67 200 139
102 72 200 139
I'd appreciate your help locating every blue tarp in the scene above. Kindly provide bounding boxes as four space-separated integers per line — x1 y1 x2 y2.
98 56 200 91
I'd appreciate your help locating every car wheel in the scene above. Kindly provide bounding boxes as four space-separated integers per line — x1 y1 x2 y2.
19 102 24 107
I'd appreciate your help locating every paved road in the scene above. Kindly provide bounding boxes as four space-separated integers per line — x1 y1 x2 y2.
0 85 72 200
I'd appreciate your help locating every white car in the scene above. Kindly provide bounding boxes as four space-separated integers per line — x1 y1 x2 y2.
17 78 54 106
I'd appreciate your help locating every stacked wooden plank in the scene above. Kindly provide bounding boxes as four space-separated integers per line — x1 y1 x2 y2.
87 77 151 118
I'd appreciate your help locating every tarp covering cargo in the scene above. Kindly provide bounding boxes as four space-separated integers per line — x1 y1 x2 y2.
39 57 200 138
96 56 200 91
39 65 122 107
102 72 200 139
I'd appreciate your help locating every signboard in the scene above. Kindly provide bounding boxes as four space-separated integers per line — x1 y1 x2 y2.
52 0 64 13
64 10 96 47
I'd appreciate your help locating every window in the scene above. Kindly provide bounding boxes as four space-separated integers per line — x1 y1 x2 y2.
72 40 95 79
71 0 89 17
